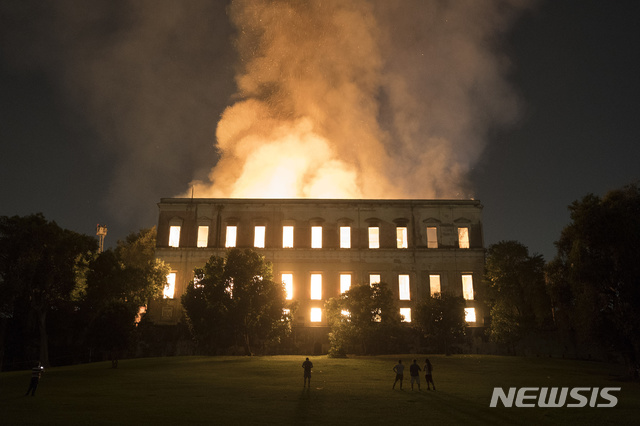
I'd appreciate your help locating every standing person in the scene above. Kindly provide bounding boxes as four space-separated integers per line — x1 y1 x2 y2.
409 359 421 391
424 358 436 390
25 362 44 396
392 360 405 390
302 357 313 388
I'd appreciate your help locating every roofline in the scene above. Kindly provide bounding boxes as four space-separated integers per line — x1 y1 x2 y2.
158 197 483 207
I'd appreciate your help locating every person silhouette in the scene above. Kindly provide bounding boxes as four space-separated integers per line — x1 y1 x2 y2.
424 358 436 390
25 362 44 396
409 359 421 391
392 360 405 390
302 357 313 387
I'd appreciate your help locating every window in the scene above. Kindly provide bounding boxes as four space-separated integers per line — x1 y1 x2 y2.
341 310 351 317
427 227 438 248
458 227 470 249
310 274 322 300
465 307 477 323
226 279 234 298
193 274 204 289
254 226 266 248
310 307 322 323
399 274 410 300
197 226 209 248
282 308 291 320
462 274 474 300
429 275 441 296
225 226 237 248
282 273 293 300
396 227 408 249
164 272 176 299
311 226 322 248
368 227 379 249
400 307 412 322
369 274 381 286
340 226 351 248
283 226 294 248
340 274 351 294
168 226 181 248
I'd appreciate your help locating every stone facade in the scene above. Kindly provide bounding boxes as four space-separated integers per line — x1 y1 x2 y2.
151 198 486 335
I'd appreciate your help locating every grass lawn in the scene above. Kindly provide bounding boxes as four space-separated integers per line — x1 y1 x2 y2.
1 355 638 425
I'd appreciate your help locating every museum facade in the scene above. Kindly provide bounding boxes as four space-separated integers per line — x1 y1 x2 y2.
151 198 486 337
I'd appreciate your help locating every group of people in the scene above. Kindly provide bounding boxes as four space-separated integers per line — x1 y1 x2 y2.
392 358 435 391
302 357 436 391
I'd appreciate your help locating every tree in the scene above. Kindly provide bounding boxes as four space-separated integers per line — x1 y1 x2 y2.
547 183 640 370
325 283 404 356
80 227 169 363
181 249 289 355
0 214 97 368
485 241 552 353
414 293 467 355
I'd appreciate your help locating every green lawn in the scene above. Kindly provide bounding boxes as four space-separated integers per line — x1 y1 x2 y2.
1 355 638 425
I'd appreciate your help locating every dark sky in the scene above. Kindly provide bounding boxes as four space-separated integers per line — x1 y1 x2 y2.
1 0 638 260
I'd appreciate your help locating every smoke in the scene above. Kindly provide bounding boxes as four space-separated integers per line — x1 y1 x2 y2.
1 0 531 238
191 0 531 199
0 1 235 227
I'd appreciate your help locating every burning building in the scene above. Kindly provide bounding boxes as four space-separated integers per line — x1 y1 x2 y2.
151 197 486 349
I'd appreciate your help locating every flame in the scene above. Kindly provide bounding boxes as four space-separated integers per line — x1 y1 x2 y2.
188 0 527 200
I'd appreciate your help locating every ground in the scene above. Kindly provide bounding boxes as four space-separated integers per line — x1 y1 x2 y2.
1 355 638 425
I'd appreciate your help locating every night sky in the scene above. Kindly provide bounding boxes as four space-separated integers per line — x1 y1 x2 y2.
1 0 638 260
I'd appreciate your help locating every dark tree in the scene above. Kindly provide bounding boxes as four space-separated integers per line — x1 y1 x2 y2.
0 214 97 368
485 241 553 353
80 227 169 363
414 293 467 355
326 282 404 356
547 183 640 371
181 249 289 355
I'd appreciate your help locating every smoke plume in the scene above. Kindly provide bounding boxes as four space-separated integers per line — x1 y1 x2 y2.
0 0 530 238
191 0 530 199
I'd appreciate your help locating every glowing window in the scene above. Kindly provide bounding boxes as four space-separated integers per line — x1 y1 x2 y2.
311 226 322 248
310 274 322 300
197 226 209 248
254 226 266 248
369 274 381 286
341 310 351 317
399 274 410 300
135 305 146 324
164 272 176 299
368 227 379 249
340 226 351 248
225 226 237 248
462 274 474 300
458 227 470 249
168 226 181 248
310 307 322 322
396 227 408 249
226 279 234 299
427 227 438 248
283 226 294 248
400 307 411 322
282 273 293 300
340 274 351 294
282 308 290 321
429 275 441 296
465 307 477 323
193 274 204 289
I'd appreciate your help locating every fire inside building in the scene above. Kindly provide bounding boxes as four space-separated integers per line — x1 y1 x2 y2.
151 198 486 352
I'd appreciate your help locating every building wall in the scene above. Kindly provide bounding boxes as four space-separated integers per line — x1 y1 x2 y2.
151 198 486 330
